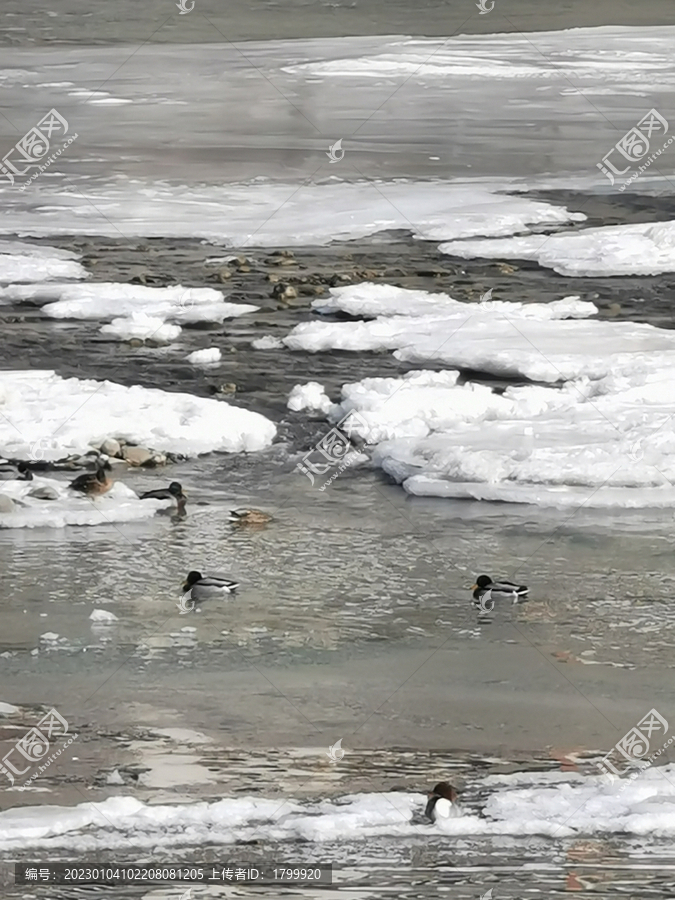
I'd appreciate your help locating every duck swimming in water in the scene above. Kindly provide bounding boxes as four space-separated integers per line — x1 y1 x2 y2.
425 782 460 822
182 571 239 602
472 574 528 606
68 461 113 497
229 508 272 526
140 481 187 511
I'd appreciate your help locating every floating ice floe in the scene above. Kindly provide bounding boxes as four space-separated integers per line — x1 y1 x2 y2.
439 220 675 277
288 382 333 414
100 312 182 344
90 610 119 623
186 347 222 365
285 283 675 507
0 240 87 286
3 766 675 849
286 284 620 383
0 282 257 325
0 180 585 245
252 335 284 350
0 370 276 460
0 477 169 529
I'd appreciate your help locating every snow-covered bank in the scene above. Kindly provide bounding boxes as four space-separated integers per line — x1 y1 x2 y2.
285 284 675 507
0 371 276 460
0 240 87 285
439 220 675 277
0 478 170 529
2 766 675 849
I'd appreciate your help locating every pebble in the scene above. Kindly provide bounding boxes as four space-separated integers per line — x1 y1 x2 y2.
272 283 298 300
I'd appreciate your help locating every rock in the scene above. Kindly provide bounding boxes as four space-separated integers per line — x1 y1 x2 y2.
100 438 122 458
28 486 59 501
0 495 15 513
272 283 298 300
266 274 280 283
106 769 125 785
122 446 153 467
278 258 297 266
0 702 20 716
217 269 231 281
271 249 294 258
216 383 237 395
237 265 251 273
233 256 248 266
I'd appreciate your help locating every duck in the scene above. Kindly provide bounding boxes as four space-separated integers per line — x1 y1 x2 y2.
425 782 461 822
140 481 187 511
472 575 528 605
0 462 33 482
68 461 113 497
182 571 239 602
229 508 272 525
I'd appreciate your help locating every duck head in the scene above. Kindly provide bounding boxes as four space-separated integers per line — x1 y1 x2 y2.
425 781 459 820
169 482 185 497
184 570 203 590
471 574 492 590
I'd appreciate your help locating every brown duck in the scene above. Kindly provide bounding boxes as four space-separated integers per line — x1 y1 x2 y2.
68 461 113 497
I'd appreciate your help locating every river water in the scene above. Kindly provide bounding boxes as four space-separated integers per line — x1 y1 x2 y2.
2 3 675 898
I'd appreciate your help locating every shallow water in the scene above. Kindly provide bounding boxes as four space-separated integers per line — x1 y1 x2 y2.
3 5 675 897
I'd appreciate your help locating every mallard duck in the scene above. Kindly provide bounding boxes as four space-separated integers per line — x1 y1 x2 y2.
68 461 113 497
140 481 187 510
0 462 32 482
229 508 272 525
182 571 239 602
472 575 528 606
425 782 460 822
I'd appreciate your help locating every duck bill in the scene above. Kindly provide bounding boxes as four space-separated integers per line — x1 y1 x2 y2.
470 584 478 590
